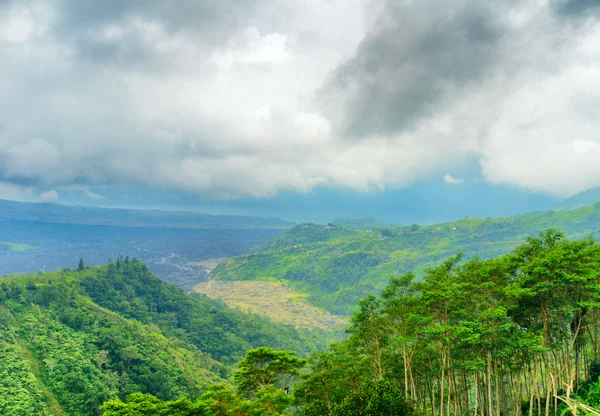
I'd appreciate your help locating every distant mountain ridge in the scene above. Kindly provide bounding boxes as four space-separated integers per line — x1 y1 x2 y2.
213 201 600 314
559 187 600 210
0 199 295 229
332 217 396 229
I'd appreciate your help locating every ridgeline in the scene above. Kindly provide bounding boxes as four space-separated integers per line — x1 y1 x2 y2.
213 202 600 314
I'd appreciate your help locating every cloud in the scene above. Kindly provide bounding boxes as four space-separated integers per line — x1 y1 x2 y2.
40 190 58 200
317 0 600 197
85 190 104 200
0 181 30 201
444 174 463 185
555 0 600 17
319 0 505 138
0 0 600 199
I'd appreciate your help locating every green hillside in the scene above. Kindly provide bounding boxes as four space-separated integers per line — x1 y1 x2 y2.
213 202 600 314
559 187 600 210
0 259 319 415
91 232 600 415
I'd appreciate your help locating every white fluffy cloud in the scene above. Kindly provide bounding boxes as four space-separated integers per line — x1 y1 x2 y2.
0 0 599 199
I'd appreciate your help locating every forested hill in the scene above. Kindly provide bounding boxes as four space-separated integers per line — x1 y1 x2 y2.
52 230 600 416
0 199 294 229
213 201 600 314
0 259 319 415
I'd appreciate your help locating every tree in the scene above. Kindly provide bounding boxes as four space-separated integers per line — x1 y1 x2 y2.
78 258 85 271
233 347 306 397
347 295 388 380
331 379 419 416
101 393 209 416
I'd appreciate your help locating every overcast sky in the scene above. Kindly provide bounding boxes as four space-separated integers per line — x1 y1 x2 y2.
1 0 600 217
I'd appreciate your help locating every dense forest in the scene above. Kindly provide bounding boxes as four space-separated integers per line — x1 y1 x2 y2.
6 230 600 414
213 202 600 314
291 229 600 415
0 259 322 415
104 230 600 415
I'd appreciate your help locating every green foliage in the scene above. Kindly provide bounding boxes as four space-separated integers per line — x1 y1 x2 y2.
0 334 50 416
0 260 316 415
76 258 315 366
101 393 209 416
233 347 305 396
329 379 419 416
293 230 600 415
102 384 293 416
213 203 600 314
10 224 600 416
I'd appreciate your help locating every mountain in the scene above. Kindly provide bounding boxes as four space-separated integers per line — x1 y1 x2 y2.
212 202 600 314
558 187 600 210
0 259 319 415
332 217 395 229
0 199 294 229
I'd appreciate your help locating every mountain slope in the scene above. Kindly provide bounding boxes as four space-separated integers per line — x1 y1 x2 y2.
559 188 600 210
0 199 294 229
0 260 318 415
213 202 600 314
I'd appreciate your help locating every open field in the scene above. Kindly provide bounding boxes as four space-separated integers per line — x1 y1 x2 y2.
194 280 347 330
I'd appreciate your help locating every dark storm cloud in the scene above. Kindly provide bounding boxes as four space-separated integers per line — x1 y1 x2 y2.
555 0 600 17
51 0 271 69
54 0 269 36
319 0 507 138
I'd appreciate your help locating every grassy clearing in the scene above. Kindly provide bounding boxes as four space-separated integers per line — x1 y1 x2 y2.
194 280 347 331
0 241 35 251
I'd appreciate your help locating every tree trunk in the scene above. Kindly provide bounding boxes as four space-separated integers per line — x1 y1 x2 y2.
487 353 493 416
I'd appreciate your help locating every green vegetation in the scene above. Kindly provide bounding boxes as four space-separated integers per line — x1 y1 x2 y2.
213 202 600 314
0 241 35 251
101 347 304 416
292 230 600 415
10 228 600 415
233 347 305 397
0 259 320 415
100 230 600 416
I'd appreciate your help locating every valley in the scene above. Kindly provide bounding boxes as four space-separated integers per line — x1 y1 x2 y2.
0 219 282 290
4 199 600 415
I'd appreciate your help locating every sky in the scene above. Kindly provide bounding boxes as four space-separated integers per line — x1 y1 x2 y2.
1 0 600 223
